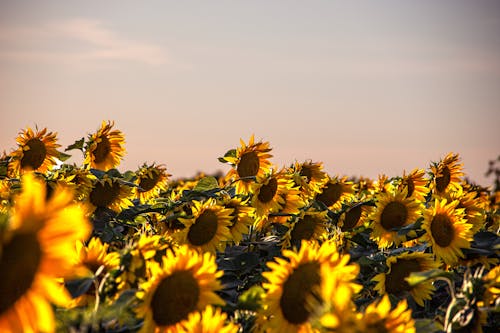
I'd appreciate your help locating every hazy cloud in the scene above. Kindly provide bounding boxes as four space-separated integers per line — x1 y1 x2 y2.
0 18 169 67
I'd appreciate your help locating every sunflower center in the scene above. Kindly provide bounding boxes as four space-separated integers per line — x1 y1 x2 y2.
380 201 408 230
280 261 321 324
139 172 160 192
20 138 47 170
257 178 278 203
291 215 317 243
0 233 42 315
316 183 343 207
341 205 362 231
187 210 218 246
237 151 260 179
150 270 200 327
385 259 420 294
300 166 313 182
430 213 455 247
89 181 121 208
93 137 112 164
435 166 451 192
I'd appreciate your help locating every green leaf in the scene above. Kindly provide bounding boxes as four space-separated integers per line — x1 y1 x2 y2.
57 150 72 162
238 285 265 311
406 269 454 287
218 149 237 163
65 137 85 152
415 318 443 333
193 176 219 192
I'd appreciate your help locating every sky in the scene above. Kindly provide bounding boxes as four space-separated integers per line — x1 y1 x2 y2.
1 0 499 186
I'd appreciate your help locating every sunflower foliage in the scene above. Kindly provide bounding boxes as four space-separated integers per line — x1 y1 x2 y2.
0 123 499 333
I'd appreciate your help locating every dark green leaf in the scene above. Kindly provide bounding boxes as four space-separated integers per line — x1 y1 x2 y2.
65 137 85 152
65 278 94 298
57 150 72 162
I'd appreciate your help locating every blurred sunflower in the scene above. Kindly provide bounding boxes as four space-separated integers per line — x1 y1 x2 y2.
177 198 233 253
74 237 120 276
51 164 95 201
399 168 429 202
260 240 360 332
86 176 133 214
179 306 239 333
372 252 440 307
224 135 273 194
9 127 60 176
289 160 328 200
422 198 473 266
0 173 91 332
315 176 355 211
361 294 415 333
220 196 255 245
282 209 329 249
482 265 500 308
430 152 464 194
84 121 126 171
136 245 224 333
441 186 486 234
369 189 423 249
135 163 170 203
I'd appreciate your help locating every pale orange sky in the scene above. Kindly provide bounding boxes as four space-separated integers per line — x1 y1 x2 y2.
1 1 499 185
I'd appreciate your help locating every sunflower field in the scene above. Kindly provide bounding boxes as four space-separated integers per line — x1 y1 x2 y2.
0 121 499 333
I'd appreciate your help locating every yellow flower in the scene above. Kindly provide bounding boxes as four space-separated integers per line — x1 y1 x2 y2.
0 173 91 332
422 198 474 266
135 163 170 203
220 196 255 245
84 121 126 171
361 295 416 333
315 176 355 212
337 202 372 232
430 152 464 194
399 168 430 202
373 252 440 307
224 135 273 195
260 240 360 332
179 306 240 333
136 245 224 333
177 199 233 253
282 208 329 249
9 127 60 176
86 176 133 214
288 160 328 200
369 188 423 249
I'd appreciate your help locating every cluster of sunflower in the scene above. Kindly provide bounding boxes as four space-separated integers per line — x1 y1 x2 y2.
0 122 499 333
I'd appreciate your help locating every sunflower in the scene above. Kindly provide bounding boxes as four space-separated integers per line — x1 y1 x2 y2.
282 209 329 249
224 135 273 195
220 196 255 245
260 240 360 332
86 176 133 215
482 265 500 308
177 198 233 253
9 127 61 176
372 252 440 307
369 188 423 249
441 186 486 234
422 198 474 266
178 306 240 333
268 183 306 225
399 168 430 202
0 173 91 332
135 163 170 203
250 170 292 228
361 295 415 333
288 160 328 200
84 121 126 171
430 152 464 194
315 176 355 212
74 237 120 276
136 245 225 333
337 202 372 232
